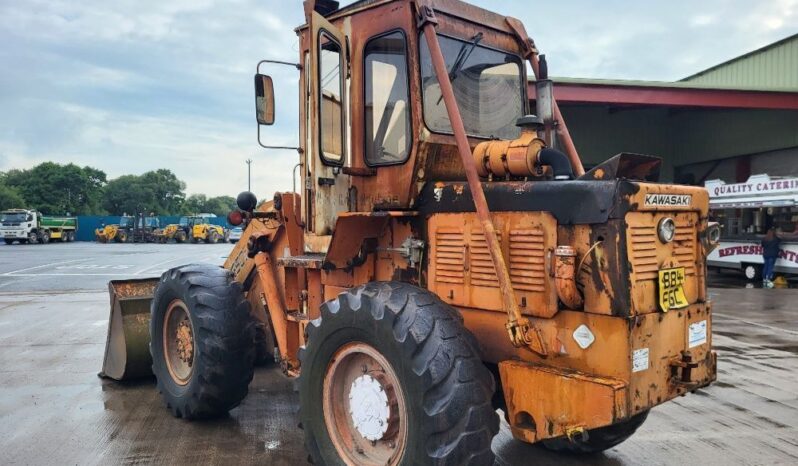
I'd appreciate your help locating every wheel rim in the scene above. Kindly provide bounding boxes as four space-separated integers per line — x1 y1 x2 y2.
745 266 756 280
322 342 407 466
163 299 195 385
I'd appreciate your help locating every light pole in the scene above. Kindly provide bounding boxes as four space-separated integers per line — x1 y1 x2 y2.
246 159 252 192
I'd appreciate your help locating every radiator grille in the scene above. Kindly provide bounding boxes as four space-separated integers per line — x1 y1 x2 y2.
508 229 546 292
673 218 697 276
629 218 696 282
629 225 659 281
434 228 465 284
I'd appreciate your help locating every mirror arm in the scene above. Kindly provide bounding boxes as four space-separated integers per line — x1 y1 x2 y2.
257 59 302 73
257 124 302 152
255 59 303 151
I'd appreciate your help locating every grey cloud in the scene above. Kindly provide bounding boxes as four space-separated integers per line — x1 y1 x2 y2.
0 0 795 198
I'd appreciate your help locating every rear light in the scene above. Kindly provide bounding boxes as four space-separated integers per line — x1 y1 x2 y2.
227 210 244 226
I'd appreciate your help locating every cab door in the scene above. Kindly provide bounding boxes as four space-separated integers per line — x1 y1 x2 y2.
308 11 350 238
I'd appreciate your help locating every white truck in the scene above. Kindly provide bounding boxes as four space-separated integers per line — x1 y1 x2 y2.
0 209 77 245
706 174 798 279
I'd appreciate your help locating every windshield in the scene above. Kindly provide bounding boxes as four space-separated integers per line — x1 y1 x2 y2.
420 34 525 140
1 212 27 223
179 217 189 227
120 217 134 228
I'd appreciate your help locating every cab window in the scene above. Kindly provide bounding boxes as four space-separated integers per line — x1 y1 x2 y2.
420 34 524 140
364 31 411 166
319 31 344 164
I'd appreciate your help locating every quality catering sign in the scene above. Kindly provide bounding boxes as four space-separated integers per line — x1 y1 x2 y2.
709 177 798 198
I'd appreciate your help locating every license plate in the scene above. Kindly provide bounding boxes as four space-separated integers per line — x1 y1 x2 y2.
658 267 688 312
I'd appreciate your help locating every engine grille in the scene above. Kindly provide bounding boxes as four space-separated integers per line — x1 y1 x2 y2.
469 229 498 288
508 229 546 292
434 227 465 284
433 227 546 292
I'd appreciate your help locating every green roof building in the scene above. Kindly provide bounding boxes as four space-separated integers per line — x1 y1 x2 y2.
539 33 798 185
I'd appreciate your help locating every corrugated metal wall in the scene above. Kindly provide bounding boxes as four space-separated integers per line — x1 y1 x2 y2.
682 34 798 91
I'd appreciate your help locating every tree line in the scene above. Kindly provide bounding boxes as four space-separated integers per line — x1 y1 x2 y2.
0 162 237 217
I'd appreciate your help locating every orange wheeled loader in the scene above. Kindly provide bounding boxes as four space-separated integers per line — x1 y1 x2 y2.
101 1 720 464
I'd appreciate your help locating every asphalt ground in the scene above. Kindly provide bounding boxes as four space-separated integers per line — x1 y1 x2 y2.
0 242 796 465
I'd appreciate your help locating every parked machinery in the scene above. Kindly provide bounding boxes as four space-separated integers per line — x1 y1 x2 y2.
96 214 160 243
95 216 132 243
189 215 226 243
101 1 720 464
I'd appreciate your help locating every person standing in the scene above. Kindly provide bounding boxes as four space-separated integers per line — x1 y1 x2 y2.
761 228 781 288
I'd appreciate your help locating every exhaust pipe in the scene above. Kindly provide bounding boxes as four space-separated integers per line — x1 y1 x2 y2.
554 245 583 309
538 148 574 180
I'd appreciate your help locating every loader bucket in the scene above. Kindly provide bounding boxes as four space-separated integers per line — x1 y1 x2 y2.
99 278 159 380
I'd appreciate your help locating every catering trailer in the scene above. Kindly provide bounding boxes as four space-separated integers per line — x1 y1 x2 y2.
706 174 798 279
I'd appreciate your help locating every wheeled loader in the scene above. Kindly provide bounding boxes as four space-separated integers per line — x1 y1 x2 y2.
101 1 720 464
190 218 225 243
95 216 134 243
162 214 226 243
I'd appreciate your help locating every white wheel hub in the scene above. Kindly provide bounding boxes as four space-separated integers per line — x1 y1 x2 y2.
348 374 390 441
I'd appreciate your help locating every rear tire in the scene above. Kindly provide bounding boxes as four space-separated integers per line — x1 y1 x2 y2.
4 239 13 245
300 282 498 466
541 410 649 454
150 264 256 419
28 232 38 244
40 231 50 244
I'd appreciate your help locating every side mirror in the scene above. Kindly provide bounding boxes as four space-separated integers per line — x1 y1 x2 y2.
254 74 275 125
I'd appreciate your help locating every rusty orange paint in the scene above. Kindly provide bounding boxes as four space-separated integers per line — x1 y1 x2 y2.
500 360 627 442
226 0 717 449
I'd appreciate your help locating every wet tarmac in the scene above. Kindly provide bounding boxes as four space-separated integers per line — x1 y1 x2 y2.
0 243 796 465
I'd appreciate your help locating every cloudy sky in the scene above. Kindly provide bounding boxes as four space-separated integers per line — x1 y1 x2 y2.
1 0 795 197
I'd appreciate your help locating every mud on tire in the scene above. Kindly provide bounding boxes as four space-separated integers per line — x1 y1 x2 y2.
150 264 256 419
299 281 499 465
541 410 650 454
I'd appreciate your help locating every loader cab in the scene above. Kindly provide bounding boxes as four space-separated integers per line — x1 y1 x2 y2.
256 0 531 251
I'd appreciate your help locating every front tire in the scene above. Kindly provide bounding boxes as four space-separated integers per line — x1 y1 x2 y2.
299 282 498 466
3 239 14 245
150 264 256 419
541 410 650 454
